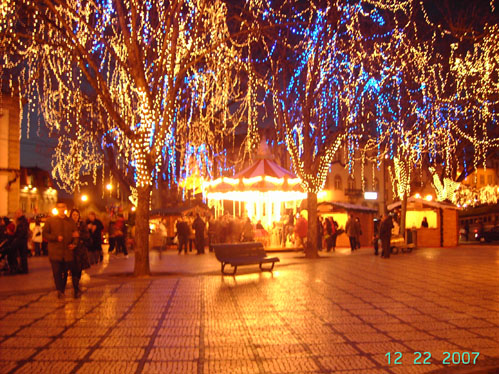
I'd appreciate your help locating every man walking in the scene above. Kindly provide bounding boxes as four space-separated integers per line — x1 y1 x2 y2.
114 214 128 257
176 215 189 254
379 213 394 259
13 210 30 274
87 212 104 264
192 213 205 254
345 214 358 252
43 202 81 298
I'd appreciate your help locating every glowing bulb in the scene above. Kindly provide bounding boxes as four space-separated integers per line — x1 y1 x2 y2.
52 208 58 215
425 195 433 201
106 183 113 191
131 206 136 212
414 193 421 199
81 194 88 202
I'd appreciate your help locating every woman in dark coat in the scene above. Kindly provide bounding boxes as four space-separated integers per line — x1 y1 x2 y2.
379 214 394 259
70 209 91 282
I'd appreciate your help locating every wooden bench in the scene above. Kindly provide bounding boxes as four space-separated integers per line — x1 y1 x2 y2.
212 242 280 275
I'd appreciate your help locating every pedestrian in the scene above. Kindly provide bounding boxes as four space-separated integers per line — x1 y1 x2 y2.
256 220 264 230
187 216 195 251
208 216 218 251
3 217 17 274
379 213 394 258
70 209 91 292
241 217 255 242
345 214 358 252
86 212 104 264
176 215 189 254
13 210 30 274
32 219 43 256
43 203 80 299
107 218 116 254
317 217 324 251
324 217 333 252
114 214 128 257
331 219 338 251
294 212 308 250
354 217 362 249
373 217 380 256
192 213 205 254
158 218 169 254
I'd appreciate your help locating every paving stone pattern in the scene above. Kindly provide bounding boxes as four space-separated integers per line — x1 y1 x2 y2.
1 246 499 373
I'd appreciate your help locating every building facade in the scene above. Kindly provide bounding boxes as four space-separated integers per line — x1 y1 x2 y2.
0 95 20 217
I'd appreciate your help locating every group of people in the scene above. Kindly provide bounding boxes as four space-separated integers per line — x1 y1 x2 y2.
173 213 207 254
320 216 340 252
0 203 119 299
108 213 128 257
43 203 113 298
0 211 30 274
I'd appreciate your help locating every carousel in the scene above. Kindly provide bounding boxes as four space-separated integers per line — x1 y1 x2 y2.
204 158 306 229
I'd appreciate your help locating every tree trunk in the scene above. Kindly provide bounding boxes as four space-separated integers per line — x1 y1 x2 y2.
400 193 407 239
305 192 319 258
134 185 151 276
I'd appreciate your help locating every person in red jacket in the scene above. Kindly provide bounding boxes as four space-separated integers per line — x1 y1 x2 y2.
294 213 308 249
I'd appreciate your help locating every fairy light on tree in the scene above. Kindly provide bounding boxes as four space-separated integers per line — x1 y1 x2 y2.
361 0 498 234
249 0 398 257
1 0 254 276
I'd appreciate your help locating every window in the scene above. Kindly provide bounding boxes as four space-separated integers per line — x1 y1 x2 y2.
374 177 380 191
488 175 493 185
334 175 342 190
480 175 485 185
348 176 355 190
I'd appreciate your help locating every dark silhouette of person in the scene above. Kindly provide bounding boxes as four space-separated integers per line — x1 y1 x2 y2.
44 203 80 299
13 210 29 274
192 214 206 254
379 214 394 259
421 217 429 228
176 216 190 254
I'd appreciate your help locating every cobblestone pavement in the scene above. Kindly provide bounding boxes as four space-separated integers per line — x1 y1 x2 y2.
1 245 499 373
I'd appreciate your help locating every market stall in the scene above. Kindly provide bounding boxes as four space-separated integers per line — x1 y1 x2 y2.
317 201 377 247
387 197 460 247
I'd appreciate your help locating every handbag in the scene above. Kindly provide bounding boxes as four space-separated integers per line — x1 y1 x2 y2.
74 244 91 270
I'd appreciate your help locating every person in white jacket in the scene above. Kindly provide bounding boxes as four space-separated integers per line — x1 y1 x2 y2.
32 219 43 256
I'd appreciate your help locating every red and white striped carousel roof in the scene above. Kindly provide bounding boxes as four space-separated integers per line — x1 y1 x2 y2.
234 159 297 179
205 158 302 193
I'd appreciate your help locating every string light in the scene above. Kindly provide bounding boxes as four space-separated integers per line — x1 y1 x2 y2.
2 0 253 197
429 167 461 202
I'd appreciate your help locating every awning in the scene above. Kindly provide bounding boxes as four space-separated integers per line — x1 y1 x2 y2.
317 201 377 213
387 197 460 211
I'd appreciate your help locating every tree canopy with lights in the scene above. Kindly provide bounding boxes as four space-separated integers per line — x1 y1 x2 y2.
249 0 498 250
249 0 399 255
1 0 253 275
